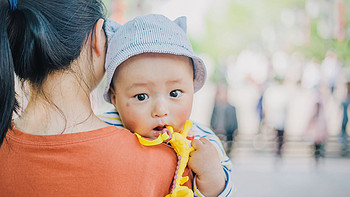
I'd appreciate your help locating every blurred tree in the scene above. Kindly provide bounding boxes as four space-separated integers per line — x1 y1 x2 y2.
190 0 349 68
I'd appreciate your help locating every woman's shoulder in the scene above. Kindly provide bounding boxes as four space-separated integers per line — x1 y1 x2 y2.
5 124 177 167
1 126 177 196
5 124 133 147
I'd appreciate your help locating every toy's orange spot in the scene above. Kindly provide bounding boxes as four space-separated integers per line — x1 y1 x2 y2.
186 136 194 140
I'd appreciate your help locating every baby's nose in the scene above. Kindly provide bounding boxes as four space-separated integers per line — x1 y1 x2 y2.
152 108 168 117
151 100 168 118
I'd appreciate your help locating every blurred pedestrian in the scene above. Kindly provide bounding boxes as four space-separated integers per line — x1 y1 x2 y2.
340 81 350 156
211 83 238 155
321 50 341 95
305 89 328 163
257 91 265 132
263 77 289 157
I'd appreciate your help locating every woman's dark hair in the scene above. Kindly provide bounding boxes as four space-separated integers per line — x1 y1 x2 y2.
0 0 105 147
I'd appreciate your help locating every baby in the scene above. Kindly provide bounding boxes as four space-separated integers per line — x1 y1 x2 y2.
101 14 234 197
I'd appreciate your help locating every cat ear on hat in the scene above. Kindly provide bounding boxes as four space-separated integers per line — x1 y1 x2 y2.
104 18 121 39
174 16 187 33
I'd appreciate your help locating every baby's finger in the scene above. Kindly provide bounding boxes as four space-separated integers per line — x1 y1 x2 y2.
199 138 210 144
191 139 204 150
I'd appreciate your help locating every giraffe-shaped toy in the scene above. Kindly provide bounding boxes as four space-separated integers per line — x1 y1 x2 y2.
135 120 195 197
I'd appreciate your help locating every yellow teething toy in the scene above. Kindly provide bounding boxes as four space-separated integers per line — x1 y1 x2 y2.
135 120 195 197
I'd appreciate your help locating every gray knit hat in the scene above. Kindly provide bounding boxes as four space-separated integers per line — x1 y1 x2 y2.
103 14 207 103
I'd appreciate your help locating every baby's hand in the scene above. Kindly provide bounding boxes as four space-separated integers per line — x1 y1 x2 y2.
188 138 226 197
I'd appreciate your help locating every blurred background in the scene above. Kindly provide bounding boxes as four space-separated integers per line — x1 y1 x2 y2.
90 0 350 196
15 0 349 196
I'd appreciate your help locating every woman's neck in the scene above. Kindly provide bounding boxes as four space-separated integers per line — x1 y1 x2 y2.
14 71 108 135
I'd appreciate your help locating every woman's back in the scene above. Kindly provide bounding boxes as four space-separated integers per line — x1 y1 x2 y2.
0 1 188 195
0 126 188 196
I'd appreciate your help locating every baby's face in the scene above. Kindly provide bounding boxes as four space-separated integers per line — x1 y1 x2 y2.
110 53 194 139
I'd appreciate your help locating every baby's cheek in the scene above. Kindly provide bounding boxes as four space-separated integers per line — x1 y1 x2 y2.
178 107 191 120
175 107 192 130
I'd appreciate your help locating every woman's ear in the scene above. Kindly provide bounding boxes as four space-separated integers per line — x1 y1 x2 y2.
92 18 106 57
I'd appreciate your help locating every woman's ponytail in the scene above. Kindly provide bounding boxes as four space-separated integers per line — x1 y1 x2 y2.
0 3 17 147
0 0 105 147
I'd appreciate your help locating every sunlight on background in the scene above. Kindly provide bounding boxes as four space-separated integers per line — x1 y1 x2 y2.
14 0 348 196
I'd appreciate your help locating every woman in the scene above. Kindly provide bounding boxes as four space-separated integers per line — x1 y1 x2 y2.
0 0 186 196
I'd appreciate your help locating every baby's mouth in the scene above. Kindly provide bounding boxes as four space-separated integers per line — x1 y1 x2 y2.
152 125 172 140
153 126 166 131
152 126 166 136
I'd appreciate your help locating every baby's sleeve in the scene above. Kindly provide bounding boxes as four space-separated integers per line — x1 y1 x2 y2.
97 108 124 128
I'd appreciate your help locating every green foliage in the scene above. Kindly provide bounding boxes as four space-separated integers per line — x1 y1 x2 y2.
297 19 328 61
191 0 349 67
296 18 350 66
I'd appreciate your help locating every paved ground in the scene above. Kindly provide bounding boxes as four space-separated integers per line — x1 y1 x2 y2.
229 153 350 197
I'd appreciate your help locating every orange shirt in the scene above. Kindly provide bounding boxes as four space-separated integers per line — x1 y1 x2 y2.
0 126 192 196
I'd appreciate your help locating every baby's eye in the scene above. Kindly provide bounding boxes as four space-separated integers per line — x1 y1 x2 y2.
134 93 149 101
170 90 182 98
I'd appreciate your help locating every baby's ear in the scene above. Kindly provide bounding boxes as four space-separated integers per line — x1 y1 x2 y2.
174 16 187 33
109 87 118 111
104 18 121 39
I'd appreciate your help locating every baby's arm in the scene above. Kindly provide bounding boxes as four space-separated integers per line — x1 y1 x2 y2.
190 123 235 197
